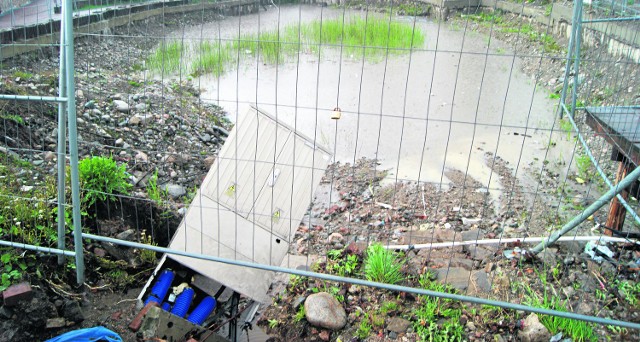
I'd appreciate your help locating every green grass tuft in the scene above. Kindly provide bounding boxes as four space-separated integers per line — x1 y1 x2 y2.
147 40 188 74
364 243 404 284
523 284 597 342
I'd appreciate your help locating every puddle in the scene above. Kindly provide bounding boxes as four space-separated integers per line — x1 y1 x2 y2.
159 5 575 208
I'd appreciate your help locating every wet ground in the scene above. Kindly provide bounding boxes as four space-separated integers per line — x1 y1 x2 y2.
156 5 576 213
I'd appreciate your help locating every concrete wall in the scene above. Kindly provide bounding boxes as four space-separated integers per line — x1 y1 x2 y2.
0 0 265 59
0 0 32 12
2 0 639 62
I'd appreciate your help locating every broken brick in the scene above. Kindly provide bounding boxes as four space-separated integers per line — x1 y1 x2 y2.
128 301 158 332
2 282 33 307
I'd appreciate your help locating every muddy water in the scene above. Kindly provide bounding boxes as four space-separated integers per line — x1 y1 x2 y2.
170 6 573 205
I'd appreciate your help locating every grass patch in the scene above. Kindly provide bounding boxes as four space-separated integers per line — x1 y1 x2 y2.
523 284 597 342
466 11 560 52
364 243 404 284
413 273 464 342
12 71 33 80
147 40 188 74
192 41 233 77
149 16 424 77
575 154 592 181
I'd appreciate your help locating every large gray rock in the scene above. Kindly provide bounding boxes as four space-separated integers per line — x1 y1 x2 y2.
62 300 84 323
163 183 187 199
520 313 551 342
435 267 470 291
113 100 130 113
386 317 411 333
304 292 346 330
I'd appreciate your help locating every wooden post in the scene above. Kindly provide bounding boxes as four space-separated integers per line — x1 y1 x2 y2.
605 160 634 235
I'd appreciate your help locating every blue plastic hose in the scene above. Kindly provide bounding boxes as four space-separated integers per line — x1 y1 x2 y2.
187 296 217 325
144 270 175 306
161 302 171 311
170 287 194 318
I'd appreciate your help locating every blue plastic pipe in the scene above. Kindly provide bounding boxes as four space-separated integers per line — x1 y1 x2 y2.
187 296 217 325
171 288 195 318
161 302 171 311
144 270 174 306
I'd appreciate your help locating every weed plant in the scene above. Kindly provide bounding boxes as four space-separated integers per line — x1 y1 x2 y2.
413 273 464 342
357 314 373 339
364 243 404 284
78 155 132 208
523 283 597 342
326 248 360 277
467 12 561 52
146 170 166 206
0 155 58 290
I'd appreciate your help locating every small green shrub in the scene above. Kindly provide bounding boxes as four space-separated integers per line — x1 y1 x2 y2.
364 243 404 284
147 170 166 206
78 156 131 207
12 71 33 80
413 273 464 342
575 154 592 180
294 305 306 322
356 315 373 339
615 280 640 306
128 80 142 87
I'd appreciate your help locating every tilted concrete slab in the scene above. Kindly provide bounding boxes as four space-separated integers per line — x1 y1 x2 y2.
166 106 332 303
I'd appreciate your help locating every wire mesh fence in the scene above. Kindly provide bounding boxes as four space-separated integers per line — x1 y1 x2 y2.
0 0 640 340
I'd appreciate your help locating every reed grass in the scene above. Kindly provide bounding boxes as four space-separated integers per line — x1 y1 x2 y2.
146 40 188 74
147 16 425 77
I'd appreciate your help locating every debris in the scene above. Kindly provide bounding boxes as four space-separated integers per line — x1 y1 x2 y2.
45 317 67 329
584 240 614 263
376 202 395 210
2 282 33 307
129 301 159 332
503 247 523 259
45 326 123 342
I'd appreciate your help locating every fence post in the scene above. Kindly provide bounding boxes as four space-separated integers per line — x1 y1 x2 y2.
56 16 67 266
531 165 640 254
63 0 85 284
557 0 582 119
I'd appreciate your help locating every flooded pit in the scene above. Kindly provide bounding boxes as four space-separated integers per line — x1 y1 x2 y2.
158 5 574 208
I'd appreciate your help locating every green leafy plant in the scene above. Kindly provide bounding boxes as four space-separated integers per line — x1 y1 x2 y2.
615 279 640 306
294 305 306 322
12 71 33 80
147 170 166 206
559 118 574 140
139 230 157 264
1 252 28 291
128 80 142 87
78 156 132 208
326 249 360 277
268 318 279 329
364 243 404 284
413 273 464 342
575 154 592 181
356 314 373 339
380 301 399 314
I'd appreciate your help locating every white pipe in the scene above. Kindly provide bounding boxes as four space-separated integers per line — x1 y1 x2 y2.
384 235 638 251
